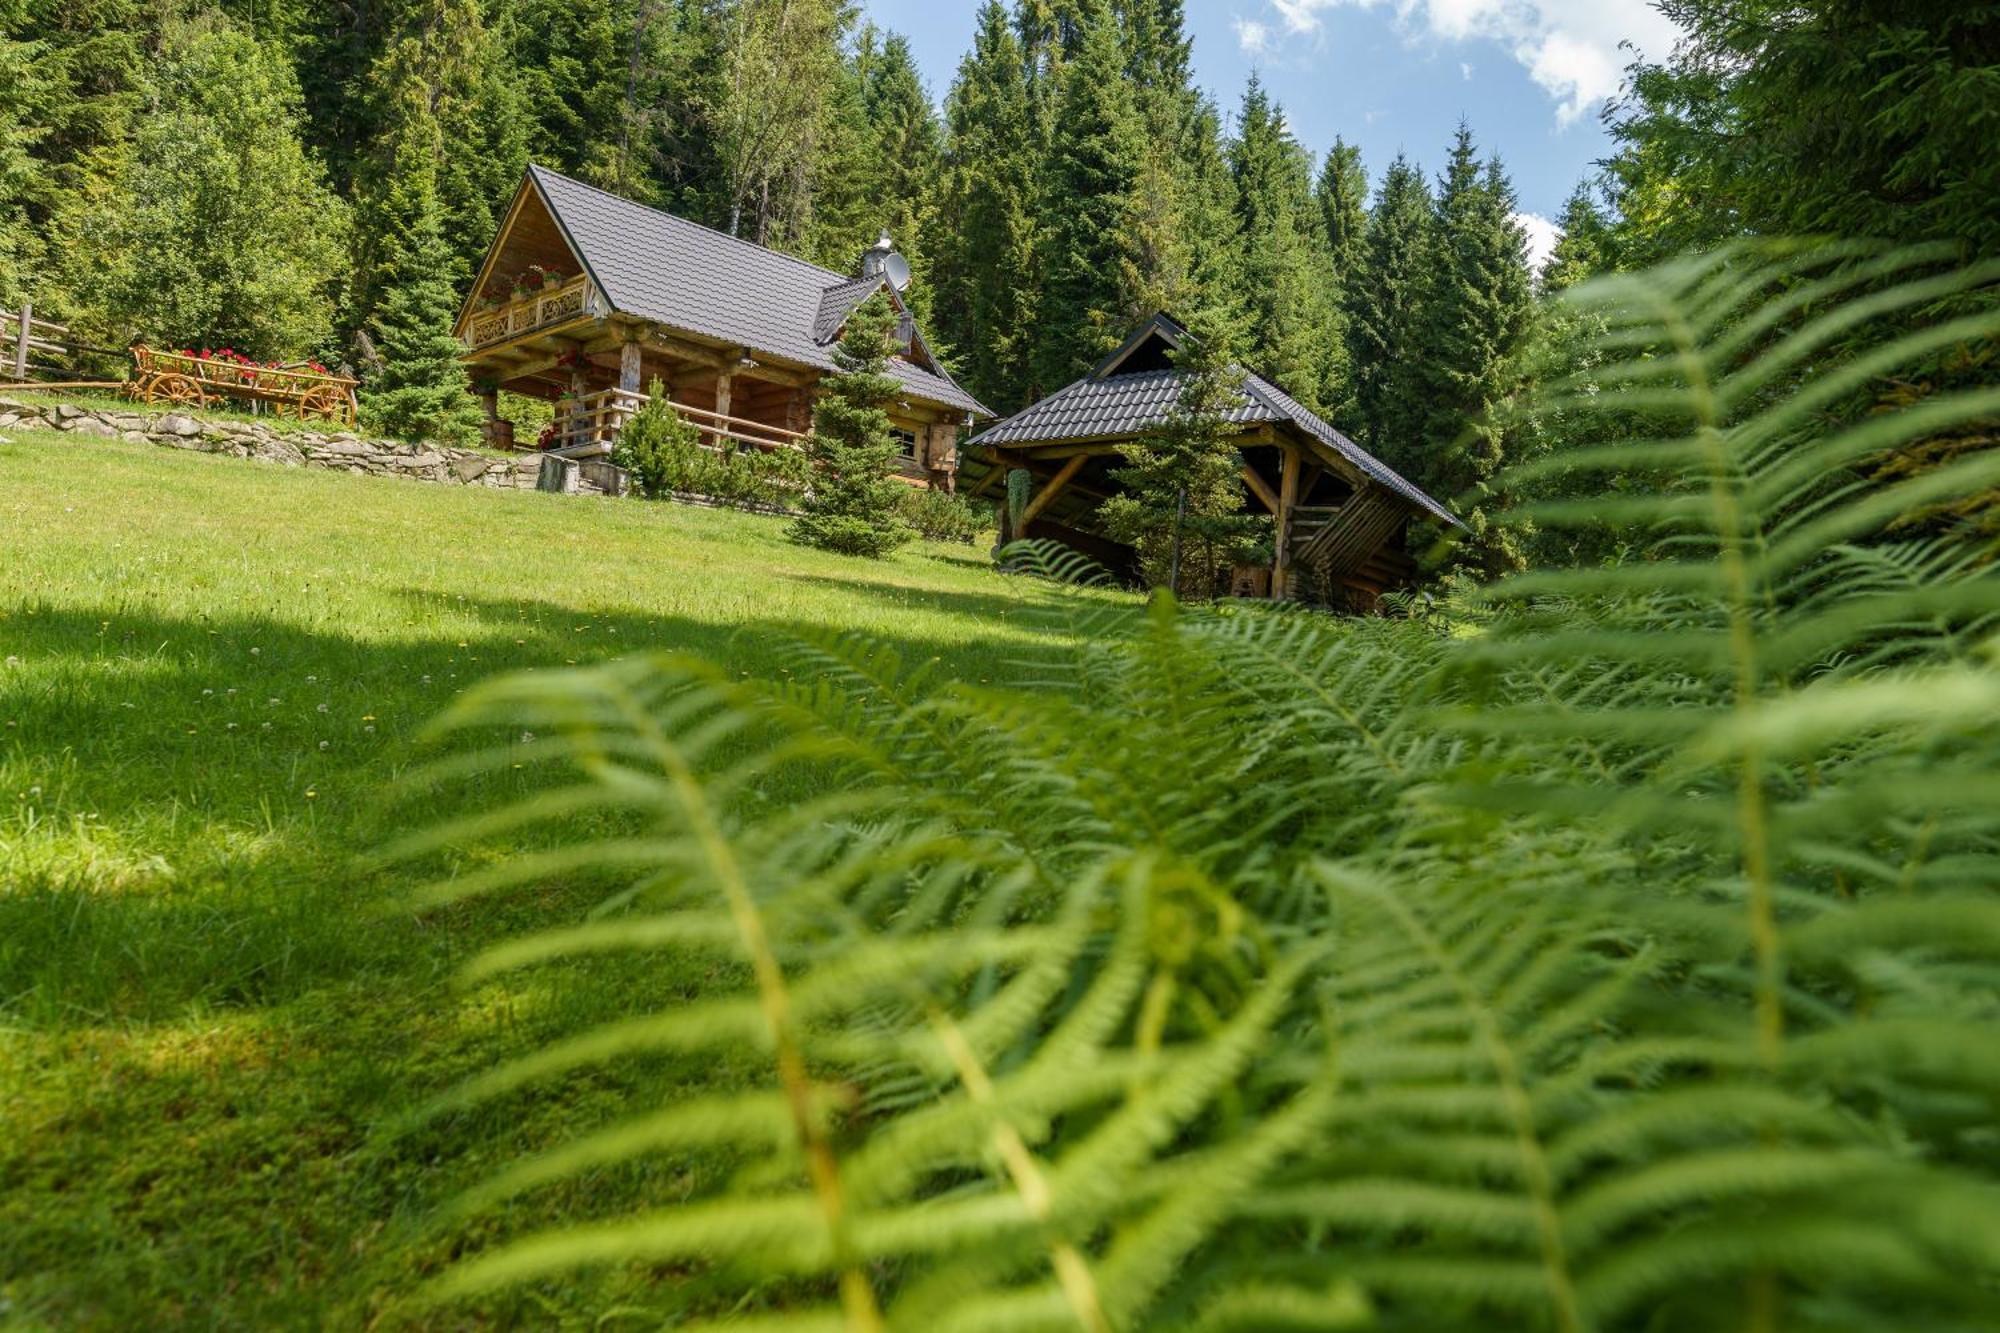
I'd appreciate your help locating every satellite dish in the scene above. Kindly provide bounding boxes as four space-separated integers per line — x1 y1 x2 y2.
883 252 913 292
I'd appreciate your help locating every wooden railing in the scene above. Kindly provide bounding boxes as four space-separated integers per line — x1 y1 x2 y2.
2 304 67 381
548 388 810 457
464 275 595 348
549 388 647 454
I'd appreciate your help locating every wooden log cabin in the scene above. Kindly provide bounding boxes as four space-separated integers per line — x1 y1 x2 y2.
961 313 1465 609
456 165 990 485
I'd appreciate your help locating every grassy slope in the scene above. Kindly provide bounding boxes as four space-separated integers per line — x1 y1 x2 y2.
0 431 1062 1328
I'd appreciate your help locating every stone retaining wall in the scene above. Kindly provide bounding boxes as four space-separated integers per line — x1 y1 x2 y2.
0 396 548 490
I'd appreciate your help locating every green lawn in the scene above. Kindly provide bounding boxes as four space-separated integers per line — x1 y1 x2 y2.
0 430 1073 1328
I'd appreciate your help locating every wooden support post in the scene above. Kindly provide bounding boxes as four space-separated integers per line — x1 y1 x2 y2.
712 372 733 449
1020 454 1086 528
618 339 643 393
12 302 28 382
1241 464 1281 515
1272 444 1302 600
566 360 589 450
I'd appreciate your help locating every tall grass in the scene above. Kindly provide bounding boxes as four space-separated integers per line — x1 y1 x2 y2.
402 246 2000 1330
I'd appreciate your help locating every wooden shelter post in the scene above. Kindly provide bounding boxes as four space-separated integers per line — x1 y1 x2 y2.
1272 444 1301 600
1020 455 1086 528
13 302 28 381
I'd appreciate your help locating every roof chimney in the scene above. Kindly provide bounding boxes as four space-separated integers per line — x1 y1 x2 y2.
859 230 895 279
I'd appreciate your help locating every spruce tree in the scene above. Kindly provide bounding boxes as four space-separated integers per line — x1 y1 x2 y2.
1031 0 1144 395
362 161 483 445
1344 153 1433 466
1315 137 1368 263
1099 312 1264 597
1228 75 1337 412
1543 181 1615 292
855 32 942 328
936 1 1042 413
1117 0 1240 339
352 0 529 323
1413 126 1534 574
1313 136 1368 424
789 297 910 558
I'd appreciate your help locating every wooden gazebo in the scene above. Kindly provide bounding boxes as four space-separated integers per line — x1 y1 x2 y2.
961 314 1463 608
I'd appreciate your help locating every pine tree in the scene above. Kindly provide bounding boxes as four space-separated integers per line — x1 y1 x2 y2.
936 1 1041 413
1344 152 1433 465
362 160 482 445
789 296 910 558
1032 0 1144 395
1228 75 1337 411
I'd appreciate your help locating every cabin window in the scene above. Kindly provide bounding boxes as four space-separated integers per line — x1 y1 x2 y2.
891 429 918 461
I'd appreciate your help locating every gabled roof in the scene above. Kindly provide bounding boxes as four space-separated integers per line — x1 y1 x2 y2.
814 274 889 345
967 313 1463 529
521 165 990 418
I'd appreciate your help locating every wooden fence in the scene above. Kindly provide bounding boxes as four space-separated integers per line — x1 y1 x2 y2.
0 303 123 389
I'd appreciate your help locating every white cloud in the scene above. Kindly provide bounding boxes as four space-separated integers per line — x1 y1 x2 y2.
1515 211 1562 273
1460 61 1474 80
1247 0 1681 125
1234 16 1273 56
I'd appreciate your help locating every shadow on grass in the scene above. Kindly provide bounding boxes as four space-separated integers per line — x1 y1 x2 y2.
1 587 1055 1327
0 590 1034 1029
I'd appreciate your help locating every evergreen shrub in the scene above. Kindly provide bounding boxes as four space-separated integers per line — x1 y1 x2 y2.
613 379 808 508
898 488 991 544
789 299 911 558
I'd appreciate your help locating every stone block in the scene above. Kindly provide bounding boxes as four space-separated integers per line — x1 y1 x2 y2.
156 413 201 437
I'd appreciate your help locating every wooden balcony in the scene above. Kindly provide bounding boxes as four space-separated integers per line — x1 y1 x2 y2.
464 275 596 349
547 387 810 457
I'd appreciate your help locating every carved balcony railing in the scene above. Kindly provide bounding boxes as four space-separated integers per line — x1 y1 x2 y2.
464 275 595 348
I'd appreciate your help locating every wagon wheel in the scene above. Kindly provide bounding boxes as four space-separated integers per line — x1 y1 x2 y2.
150 373 206 410
296 384 351 425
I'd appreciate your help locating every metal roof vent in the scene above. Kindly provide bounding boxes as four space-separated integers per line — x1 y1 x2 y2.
860 231 913 291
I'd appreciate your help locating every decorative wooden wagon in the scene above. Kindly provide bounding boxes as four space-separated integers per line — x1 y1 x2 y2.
130 345 359 426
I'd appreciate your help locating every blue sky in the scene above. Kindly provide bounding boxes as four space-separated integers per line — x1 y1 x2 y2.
857 0 1683 267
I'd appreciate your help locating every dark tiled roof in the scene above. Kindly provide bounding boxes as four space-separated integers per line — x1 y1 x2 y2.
968 367 1462 528
813 274 886 345
530 165 989 418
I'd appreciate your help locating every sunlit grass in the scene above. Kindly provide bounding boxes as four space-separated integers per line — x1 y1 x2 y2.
0 428 1090 1328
